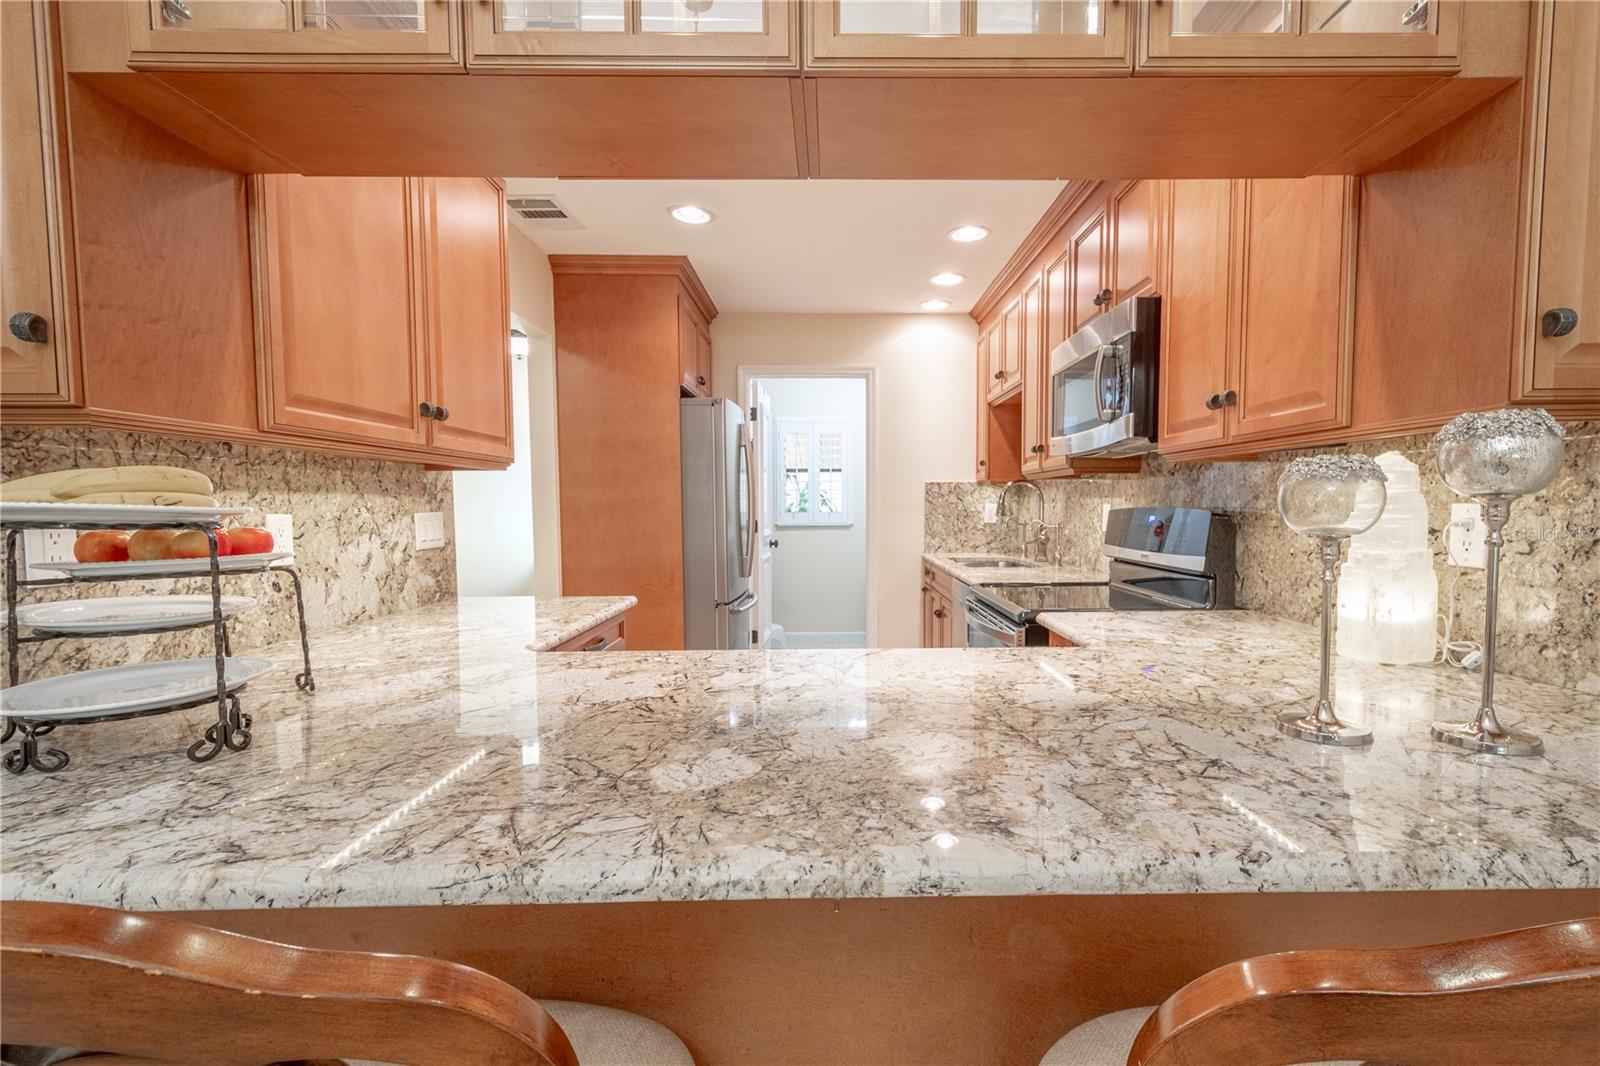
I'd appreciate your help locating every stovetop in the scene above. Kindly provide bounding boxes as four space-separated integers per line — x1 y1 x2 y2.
981 582 1112 614
975 562 1221 623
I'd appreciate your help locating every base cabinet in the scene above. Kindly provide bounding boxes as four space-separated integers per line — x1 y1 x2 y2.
921 563 955 649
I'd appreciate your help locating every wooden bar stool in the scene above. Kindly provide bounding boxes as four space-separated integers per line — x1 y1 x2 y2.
1039 917 1600 1066
0 901 693 1066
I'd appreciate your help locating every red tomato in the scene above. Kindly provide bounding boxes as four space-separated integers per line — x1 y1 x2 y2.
127 530 177 561
168 529 230 559
73 530 130 564
227 527 275 556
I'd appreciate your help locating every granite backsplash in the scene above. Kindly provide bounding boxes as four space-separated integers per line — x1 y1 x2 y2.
1 427 456 678
927 423 1598 693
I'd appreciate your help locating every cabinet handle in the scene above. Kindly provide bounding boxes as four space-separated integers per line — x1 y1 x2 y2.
1204 393 1222 410
419 401 438 419
161 0 193 24
434 405 450 422
8 312 47 344
1220 389 1238 407
1542 307 1578 338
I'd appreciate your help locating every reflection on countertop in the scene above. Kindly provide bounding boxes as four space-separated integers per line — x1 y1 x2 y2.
1 597 1595 912
923 552 1105 587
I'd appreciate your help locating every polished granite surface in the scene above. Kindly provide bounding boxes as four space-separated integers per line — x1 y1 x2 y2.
527 595 637 651
924 553 1105 587
2 598 1596 911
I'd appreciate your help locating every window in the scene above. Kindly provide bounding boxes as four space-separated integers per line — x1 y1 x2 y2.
777 418 851 526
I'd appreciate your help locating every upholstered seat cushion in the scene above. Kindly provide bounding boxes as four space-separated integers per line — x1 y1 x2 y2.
1039 1007 1362 1066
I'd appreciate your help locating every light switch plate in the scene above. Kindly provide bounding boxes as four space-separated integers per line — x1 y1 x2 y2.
1447 502 1487 569
21 529 76 581
264 513 294 561
414 511 447 551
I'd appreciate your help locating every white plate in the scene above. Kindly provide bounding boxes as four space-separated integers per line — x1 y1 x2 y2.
0 657 276 721
14 596 255 635
0 501 249 528
42 551 290 579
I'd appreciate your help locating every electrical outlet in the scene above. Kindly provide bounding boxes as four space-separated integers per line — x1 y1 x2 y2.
1447 502 1487 569
21 529 77 581
414 511 447 551
264 513 294 561
982 500 999 524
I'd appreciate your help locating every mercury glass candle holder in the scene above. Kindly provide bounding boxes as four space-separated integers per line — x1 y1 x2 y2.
1275 454 1389 747
1431 408 1566 757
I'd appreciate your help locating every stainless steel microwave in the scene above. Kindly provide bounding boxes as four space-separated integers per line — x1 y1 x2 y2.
1048 294 1160 458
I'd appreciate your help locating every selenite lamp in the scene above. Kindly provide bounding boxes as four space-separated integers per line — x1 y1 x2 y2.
1336 452 1438 665
1275 454 1389 747
1431 408 1566 757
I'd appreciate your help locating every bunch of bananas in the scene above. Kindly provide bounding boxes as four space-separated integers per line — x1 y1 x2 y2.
0 466 217 507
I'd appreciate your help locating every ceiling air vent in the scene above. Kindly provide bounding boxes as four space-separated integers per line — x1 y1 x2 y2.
506 195 583 230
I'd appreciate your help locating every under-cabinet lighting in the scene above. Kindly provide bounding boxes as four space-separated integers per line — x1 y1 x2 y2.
509 328 530 359
929 272 965 287
670 204 715 225
919 299 951 312
947 225 990 243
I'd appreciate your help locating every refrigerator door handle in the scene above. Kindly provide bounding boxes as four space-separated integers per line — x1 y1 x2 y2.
727 590 759 615
739 423 758 579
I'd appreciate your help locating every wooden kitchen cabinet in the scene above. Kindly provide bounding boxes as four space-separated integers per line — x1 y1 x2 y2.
551 613 629 651
1158 175 1358 458
1109 178 1158 301
921 563 955 648
252 174 513 462
998 294 1023 400
1019 272 1045 476
1141 0 1462 70
1 0 76 407
678 295 712 397
123 0 464 69
469 0 799 69
1512 0 1600 414
807 0 1131 69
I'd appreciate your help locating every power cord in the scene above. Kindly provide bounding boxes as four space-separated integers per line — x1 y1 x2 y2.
1436 519 1483 670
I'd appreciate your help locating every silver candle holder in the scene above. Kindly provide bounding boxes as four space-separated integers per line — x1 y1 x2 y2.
1431 408 1565 757
1275 454 1389 747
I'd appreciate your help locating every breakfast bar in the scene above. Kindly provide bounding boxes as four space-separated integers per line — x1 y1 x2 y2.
3 597 1594 1064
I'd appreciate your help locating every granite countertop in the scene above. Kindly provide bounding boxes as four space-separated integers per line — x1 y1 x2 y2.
2 599 1596 912
923 552 1106 587
527 595 637 651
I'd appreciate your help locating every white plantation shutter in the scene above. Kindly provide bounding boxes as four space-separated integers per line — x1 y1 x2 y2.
776 418 851 526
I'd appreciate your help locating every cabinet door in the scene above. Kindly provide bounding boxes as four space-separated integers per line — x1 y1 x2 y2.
1142 0 1460 67
921 582 937 647
1069 200 1107 335
125 0 462 68
421 178 513 461
998 294 1022 398
984 314 1008 402
975 325 992 479
253 175 429 447
1 1 75 406
1517 0 1600 408
809 0 1130 68
936 590 954 648
696 320 713 394
1039 248 1073 474
1110 179 1158 302
470 0 797 68
678 296 710 395
1227 176 1355 443
1158 180 1231 453
1019 272 1045 474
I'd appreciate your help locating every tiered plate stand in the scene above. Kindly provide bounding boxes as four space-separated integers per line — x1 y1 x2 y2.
1 505 315 774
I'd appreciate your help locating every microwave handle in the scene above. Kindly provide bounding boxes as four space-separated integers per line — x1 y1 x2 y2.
1092 345 1112 423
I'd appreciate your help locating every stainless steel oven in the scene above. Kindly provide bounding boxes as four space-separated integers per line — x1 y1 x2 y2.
1049 295 1160 459
965 595 1051 648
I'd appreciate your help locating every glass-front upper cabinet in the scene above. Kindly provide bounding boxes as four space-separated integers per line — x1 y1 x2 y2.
468 0 798 68
1143 0 1460 68
125 0 463 68
809 0 1131 69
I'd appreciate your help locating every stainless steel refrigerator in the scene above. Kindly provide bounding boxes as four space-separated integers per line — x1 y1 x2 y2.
681 397 757 649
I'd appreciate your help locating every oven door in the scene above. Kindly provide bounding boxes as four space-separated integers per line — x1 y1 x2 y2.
965 598 1023 648
1049 296 1159 458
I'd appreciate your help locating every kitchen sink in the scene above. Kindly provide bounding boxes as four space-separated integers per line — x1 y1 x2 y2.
947 556 1038 569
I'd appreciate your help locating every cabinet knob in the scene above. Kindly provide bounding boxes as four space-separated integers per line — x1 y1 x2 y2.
1220 389 1238 407
934 607 946 619
8 312 47 344
696 375 707 386
419 401 438 419
1031 444 1044 454
160 0 193 24
434 405 450 422
1204 393 1222 410
1542 307 1579 338
978 459 987 467
993 370 1004 380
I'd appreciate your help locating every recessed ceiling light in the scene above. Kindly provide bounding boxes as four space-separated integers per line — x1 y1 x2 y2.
931 832 960 850
919 299 951 312
948 225 990 243
929 272 965 287
669 205 714 225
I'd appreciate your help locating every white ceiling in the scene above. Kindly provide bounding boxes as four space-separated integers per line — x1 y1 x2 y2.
503 179 1064 314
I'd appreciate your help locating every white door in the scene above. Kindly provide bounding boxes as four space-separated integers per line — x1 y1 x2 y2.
750 381 777 647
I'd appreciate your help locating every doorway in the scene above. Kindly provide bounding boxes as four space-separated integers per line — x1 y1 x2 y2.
743 370 873 649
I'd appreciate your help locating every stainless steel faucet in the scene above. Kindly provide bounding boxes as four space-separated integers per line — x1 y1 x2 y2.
997 480 1048 563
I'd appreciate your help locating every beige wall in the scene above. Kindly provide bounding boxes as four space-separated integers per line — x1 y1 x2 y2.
712 313 978 648
507 226 563 597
